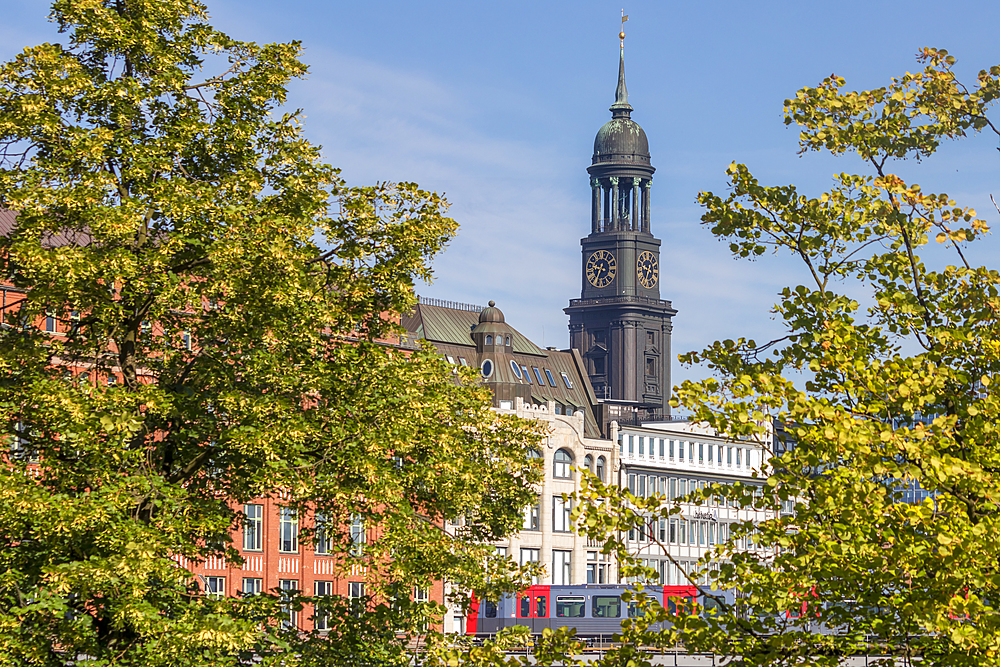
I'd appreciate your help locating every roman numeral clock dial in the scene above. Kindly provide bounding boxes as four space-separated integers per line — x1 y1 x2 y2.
586 250 617 288
637 251 658 289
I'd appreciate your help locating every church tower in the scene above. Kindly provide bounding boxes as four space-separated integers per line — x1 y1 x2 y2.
565 37 676 415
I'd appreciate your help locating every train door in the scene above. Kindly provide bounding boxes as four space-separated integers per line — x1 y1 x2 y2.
515 586 549 633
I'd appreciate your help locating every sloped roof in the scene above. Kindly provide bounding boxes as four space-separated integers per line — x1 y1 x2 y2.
402 303 545 356
403 302 603 437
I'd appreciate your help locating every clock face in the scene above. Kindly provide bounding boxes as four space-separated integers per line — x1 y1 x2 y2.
586 250 617 288
637 251 658 289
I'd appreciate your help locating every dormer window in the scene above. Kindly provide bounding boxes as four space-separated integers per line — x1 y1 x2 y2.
532 367 545 385
560 372 573 389
521 366 532 384
485 335 493 346
544 369 557 387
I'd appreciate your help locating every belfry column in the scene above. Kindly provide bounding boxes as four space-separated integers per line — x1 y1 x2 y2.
603 181 611 228
631 179 640 231
591 178 601 234
642 180 651 233
610 177 619 230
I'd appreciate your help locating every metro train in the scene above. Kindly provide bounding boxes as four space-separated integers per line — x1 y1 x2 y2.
466 584 736 637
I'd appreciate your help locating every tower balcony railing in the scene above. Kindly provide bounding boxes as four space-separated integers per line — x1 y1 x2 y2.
594 217 646 233
568 294 673 309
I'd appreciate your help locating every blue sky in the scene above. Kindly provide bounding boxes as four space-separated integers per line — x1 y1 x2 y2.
4 1 1000 388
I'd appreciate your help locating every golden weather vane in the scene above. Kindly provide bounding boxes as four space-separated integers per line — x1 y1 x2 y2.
620 9 628 47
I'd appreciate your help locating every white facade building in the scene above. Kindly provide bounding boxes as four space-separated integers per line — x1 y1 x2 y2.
615 420 776 586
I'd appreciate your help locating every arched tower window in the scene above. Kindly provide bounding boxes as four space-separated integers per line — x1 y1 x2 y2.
553 449 573 479
485 335 493 346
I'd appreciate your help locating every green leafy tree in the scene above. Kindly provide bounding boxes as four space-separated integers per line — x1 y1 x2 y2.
0 1 543 665
566 48 1000 667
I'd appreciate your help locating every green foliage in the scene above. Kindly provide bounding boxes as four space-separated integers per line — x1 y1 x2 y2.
0 1 543 664
575 48 1000 665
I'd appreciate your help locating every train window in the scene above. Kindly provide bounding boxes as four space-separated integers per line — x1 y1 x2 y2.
483 600 497 618
519 597 530 618
628 601 641 618
556 596 585 618
593 596 620 618
536 596 547 618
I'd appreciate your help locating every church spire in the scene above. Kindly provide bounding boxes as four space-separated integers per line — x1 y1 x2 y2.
611 14 632 118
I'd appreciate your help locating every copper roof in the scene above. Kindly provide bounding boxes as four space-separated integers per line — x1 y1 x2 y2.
404 302 603 437
402 303 545 357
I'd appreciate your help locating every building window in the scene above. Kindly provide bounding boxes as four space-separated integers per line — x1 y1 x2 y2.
485 335 493 345
638 437 644 456
553 448 573 479
727 446 732 466
279 508 298 553
628 474 636 495
587 551 609 584
552 550 572 585
280 580 298 628
458 357 468 366
699 443 704 462
520 548 540 585
669 440 675 458
350 515 365 556
679 519 687 544
182 330 191 350
560 372 573 389
647 331 655 346
348 581 365 615
481 359 493 378
669 519 677 543
669 477 676 500
204 576 225 598
10 421 38 462
679 441 685 461
596 456 606 482
521 365 532 383
553 495 572 533
522 498 540 531
659 439 665 457
242 577 262 596
243 504 263 551
736 448 742 466
593 357 605 375
584 454 593 473
646 357 656 376
532 367 546 385
510 360 522 378
505 335 511 345
628 435 634 455
314 580 333 630
718 445 723 464
543 369 557 387
45 312 56 333
315 513 330 555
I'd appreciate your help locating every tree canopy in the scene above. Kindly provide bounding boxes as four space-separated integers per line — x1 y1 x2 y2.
0 1 543 665
458 47 1000 667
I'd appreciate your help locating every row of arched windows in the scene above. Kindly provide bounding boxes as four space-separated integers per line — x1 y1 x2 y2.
538 448 606 482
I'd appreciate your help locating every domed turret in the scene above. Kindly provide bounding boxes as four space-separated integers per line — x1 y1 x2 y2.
478 300 505 324
592 48 651 165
